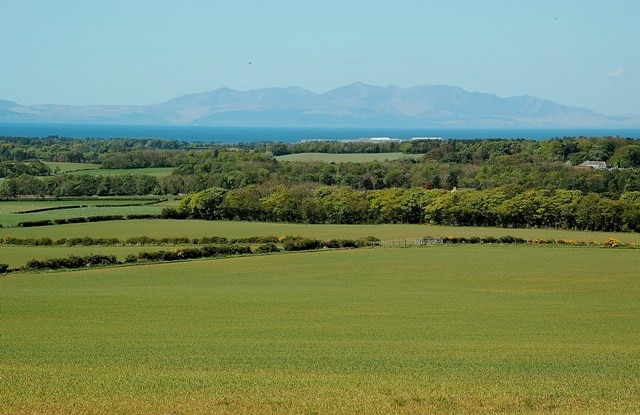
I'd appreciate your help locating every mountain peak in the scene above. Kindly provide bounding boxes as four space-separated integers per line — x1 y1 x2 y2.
0 84 635 128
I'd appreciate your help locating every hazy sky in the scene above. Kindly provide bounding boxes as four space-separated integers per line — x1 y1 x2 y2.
1 0 638 115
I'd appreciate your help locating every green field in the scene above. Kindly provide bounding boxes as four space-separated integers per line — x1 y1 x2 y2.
2 219 639 244
64 167 175 177
0 199 174 227
42 162 175 176
275 152 419 162
1 246 639 414
45 161 102 173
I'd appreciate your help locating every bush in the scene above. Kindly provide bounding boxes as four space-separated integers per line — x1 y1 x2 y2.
127 214 160 220
232 235 279 244
126 236 155 245
253 243 281 254
323 239 360 249
0 263 8 273
193 236 228 244
604 237 621 248
160 207 187 219
87 215 125 222
18 219 53 227
282 236 323 251
24 254 118 270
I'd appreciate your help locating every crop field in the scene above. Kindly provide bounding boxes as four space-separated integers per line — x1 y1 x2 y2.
0 199 173 227
1 245 639 414
3 218 640 245
275 152 419 162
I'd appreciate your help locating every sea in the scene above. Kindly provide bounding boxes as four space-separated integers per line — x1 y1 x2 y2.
1 122 639 143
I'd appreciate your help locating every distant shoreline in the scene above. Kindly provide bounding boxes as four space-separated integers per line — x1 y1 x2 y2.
1 122 639 143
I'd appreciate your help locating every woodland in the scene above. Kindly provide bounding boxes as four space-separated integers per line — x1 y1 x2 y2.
2 135 640 232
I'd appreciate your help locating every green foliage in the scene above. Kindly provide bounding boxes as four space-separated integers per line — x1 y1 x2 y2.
610 145 640 168
281 236 324 251
252 242 281 254
24 254 118 270
175 184 640 232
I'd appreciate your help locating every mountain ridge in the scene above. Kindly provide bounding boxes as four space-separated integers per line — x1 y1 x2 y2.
1 83 637 128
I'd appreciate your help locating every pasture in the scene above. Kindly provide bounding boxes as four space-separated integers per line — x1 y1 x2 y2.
43 161 174 176
275 152 419 162
1 246 639 414
0 199 173 227
45 161 101 173
64 167 175 177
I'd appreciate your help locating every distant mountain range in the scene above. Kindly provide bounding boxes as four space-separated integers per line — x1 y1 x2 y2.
1 83 637 128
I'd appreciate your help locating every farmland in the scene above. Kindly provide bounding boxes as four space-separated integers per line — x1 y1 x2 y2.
1 246 639 414
0 199 173 227
2 136 640 413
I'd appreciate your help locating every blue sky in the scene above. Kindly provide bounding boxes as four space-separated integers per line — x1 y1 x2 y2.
1 0 638 115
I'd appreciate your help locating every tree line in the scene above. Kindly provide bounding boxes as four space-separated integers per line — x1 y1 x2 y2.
172 184 640 232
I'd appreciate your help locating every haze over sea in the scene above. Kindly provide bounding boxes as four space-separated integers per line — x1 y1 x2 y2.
1 122 640 143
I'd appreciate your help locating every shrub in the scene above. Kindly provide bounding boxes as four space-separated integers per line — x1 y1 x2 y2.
160 207 187 219
126 236 155 245
87 215 125 222
604 237 621 248
498 235 525 244
482 236 499 244
253 243 280 254
359 236 381 246
18 219 53 227
282 236 323 251
232 236 279 244
127 214 160 220
0 263 8 273
193 236 228 244
65 217 88 224
324 239 360 249
124 254 138 263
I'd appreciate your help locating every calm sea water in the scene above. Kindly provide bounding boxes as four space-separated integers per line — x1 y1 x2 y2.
1 122 639 143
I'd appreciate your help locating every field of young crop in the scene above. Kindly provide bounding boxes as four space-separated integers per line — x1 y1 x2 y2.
3 218 640 245
1 246 639 414
275 152 418 162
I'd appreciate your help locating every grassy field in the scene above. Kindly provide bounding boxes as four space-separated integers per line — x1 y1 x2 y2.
275 152 419 162
63 167 175 177
42 162 175 176
2 219 639 244
1 245 639 414
0 199 174 227
45 161 102 173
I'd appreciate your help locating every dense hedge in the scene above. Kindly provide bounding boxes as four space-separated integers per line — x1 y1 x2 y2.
18 214 163 227
25 254 118 270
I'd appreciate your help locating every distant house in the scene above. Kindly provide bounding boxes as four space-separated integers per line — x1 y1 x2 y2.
576 160 608 170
